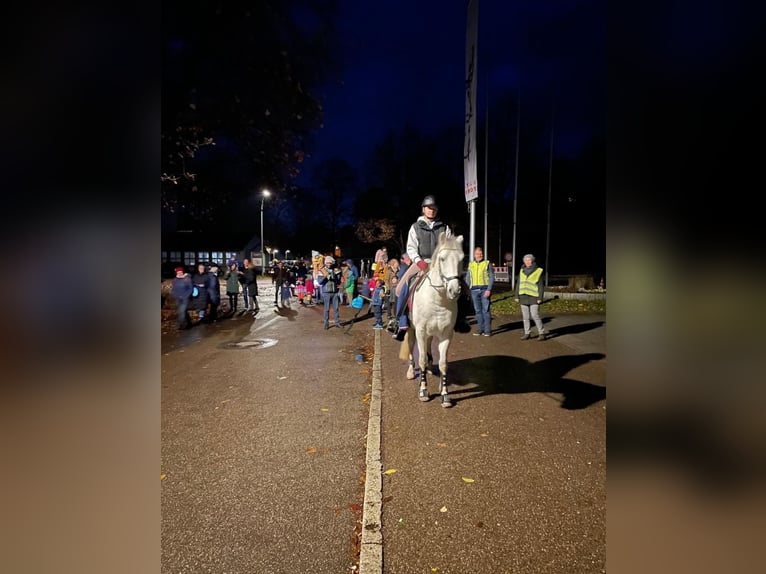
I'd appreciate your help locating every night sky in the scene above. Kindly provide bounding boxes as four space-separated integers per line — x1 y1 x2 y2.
298 0 604 185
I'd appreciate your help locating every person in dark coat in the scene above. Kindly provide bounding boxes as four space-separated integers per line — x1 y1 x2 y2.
272 259 290 306
224 261 242 312
191 263 212 321
242 258 259 315
170 266 193 329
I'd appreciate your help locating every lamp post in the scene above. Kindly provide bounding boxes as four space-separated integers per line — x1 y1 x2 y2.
260 189 271 276
273 249 279 264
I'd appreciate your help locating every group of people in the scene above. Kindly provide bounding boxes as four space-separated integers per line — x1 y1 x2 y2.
170 258 261 330
169 194 549 340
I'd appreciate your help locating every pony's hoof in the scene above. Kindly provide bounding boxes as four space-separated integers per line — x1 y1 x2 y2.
406 365 416 380
440 394 453 408
418 387 429 402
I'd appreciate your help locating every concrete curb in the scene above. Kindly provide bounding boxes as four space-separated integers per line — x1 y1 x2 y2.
359 329 383 574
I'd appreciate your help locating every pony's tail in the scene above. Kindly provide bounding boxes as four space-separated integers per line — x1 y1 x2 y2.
398 330 412 361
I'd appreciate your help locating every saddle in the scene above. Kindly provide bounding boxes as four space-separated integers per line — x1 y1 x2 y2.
405 271 428 316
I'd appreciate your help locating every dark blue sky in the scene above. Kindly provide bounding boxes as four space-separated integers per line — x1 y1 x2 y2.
297 0 604 186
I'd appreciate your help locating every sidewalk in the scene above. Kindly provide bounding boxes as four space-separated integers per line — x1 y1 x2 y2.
371 313 606 574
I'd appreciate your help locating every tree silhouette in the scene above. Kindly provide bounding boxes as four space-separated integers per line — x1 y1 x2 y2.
162 0 341 227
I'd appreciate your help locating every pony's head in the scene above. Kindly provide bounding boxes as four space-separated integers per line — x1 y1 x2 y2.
431 234 465 299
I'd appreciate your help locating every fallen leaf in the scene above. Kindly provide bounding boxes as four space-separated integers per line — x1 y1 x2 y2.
306 447 318 454
476 521 484 528
320 408 329 412
160 474 167 480
383 468 397 475
278 376 287 380
462 477 475 483
431 568 439 572
383 495 393 503
440 506 448 513
480 433 489 437
437 443 447 448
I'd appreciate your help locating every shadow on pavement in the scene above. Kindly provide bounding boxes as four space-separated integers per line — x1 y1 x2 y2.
447 353 606 410
273 305 299 321
545 320 605 340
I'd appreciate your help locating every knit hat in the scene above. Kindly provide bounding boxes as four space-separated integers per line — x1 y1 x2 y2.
174 267 184 274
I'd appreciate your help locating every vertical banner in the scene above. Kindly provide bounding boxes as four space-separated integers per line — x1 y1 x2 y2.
464 0 479 202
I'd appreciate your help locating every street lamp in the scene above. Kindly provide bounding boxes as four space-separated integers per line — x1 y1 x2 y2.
285 249 291 261
260 189 271 276
273 249 279 264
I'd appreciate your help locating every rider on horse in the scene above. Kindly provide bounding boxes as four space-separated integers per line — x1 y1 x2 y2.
393 195 471 340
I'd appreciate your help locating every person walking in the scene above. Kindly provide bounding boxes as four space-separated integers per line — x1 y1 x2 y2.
514 253 547 340
466 246 495 336
170 266 193 330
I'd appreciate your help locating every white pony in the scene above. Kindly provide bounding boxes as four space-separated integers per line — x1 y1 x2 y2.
398 233 465 407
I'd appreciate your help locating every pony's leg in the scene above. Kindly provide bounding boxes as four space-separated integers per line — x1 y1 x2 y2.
427 336 440 376
416 330 429 401
405 329 419 380
406 358 416 380
436 338 453 408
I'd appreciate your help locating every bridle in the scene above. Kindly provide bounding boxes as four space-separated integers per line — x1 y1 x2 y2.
424 247 463 290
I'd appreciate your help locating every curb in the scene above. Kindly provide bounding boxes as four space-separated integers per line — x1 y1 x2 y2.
359 329 383 573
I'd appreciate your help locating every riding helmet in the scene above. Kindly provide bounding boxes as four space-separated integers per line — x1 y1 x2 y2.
421 195 438 208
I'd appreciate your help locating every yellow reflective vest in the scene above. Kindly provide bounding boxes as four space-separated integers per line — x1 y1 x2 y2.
518 267 543 297
467 260 491 288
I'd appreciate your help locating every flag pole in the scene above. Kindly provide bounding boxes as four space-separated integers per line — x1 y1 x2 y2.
545 97 554 287
511 87 520 290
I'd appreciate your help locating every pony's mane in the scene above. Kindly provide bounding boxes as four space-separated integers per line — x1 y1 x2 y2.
431 233 462 257
430 233 464 272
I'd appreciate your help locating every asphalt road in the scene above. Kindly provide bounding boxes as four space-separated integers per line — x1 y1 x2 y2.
161 282 605 573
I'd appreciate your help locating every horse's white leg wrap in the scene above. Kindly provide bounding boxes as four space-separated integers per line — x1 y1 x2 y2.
418 369 429 401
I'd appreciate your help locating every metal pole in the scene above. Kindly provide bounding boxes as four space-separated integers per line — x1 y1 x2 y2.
511 87 520 290
483 73 488 256
469 200 476 261
545 98 554 287
260 198 265 276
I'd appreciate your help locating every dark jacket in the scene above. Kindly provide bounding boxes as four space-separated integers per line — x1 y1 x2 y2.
225 267 241 294
243 266 258 294
171 275 193 301
190 271 211 310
